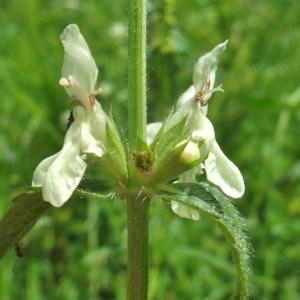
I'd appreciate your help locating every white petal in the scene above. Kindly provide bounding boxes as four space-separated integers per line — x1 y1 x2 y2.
171 201 200 221
80 123 105 157
73 103 106 157
80 117 106 157
189 108 215 144
204 141 245 198
201 105 208 116
166 98 197 130
60 24 98 107
42 142 87 207
177 164 204 183
176 85 195 108
88 102 107 147
147 122 162 144
32 153 60 187
33 109 88 207
193 40 227 95
176 85 209 115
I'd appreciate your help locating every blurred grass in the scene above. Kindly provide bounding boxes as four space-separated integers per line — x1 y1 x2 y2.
1 0 300 299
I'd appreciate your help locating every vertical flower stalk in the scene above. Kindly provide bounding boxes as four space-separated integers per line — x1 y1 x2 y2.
127 0 149 299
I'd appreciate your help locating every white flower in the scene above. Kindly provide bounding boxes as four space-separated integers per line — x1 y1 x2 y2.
147 41 245 219
169 41 244 199
32 24 107 207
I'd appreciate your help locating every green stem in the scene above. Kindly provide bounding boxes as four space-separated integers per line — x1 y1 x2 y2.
126 0 149 298
128 0 147 151
126 193 150 300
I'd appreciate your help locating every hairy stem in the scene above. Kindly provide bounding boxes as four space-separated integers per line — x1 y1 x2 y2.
126 192 150 300
128 0 147 152
126 0 149 298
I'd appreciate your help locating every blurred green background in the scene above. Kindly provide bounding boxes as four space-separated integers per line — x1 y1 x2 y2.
1 0 300 299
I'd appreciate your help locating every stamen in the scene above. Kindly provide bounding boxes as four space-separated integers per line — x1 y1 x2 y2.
60 75 103 111
89 88 102 108
59 75 78 88
59 77 71 87
89 95 96 107
195 79 211 106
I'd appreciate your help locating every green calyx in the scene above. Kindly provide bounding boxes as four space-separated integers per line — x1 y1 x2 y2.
98 114 128 184
129 116 207 187
148 139 203 186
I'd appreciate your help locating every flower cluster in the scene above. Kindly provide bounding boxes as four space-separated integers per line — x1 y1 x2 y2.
32 25 244 216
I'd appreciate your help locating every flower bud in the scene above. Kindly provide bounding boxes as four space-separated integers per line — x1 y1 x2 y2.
148 140 204 186
179 141 201 164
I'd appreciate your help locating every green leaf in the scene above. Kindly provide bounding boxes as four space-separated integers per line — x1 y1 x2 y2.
77 177 115 195
0 190 51 259
157 182 251 299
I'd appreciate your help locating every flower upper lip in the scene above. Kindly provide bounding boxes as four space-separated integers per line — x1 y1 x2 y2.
59 24 100 111
177 40 228 116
